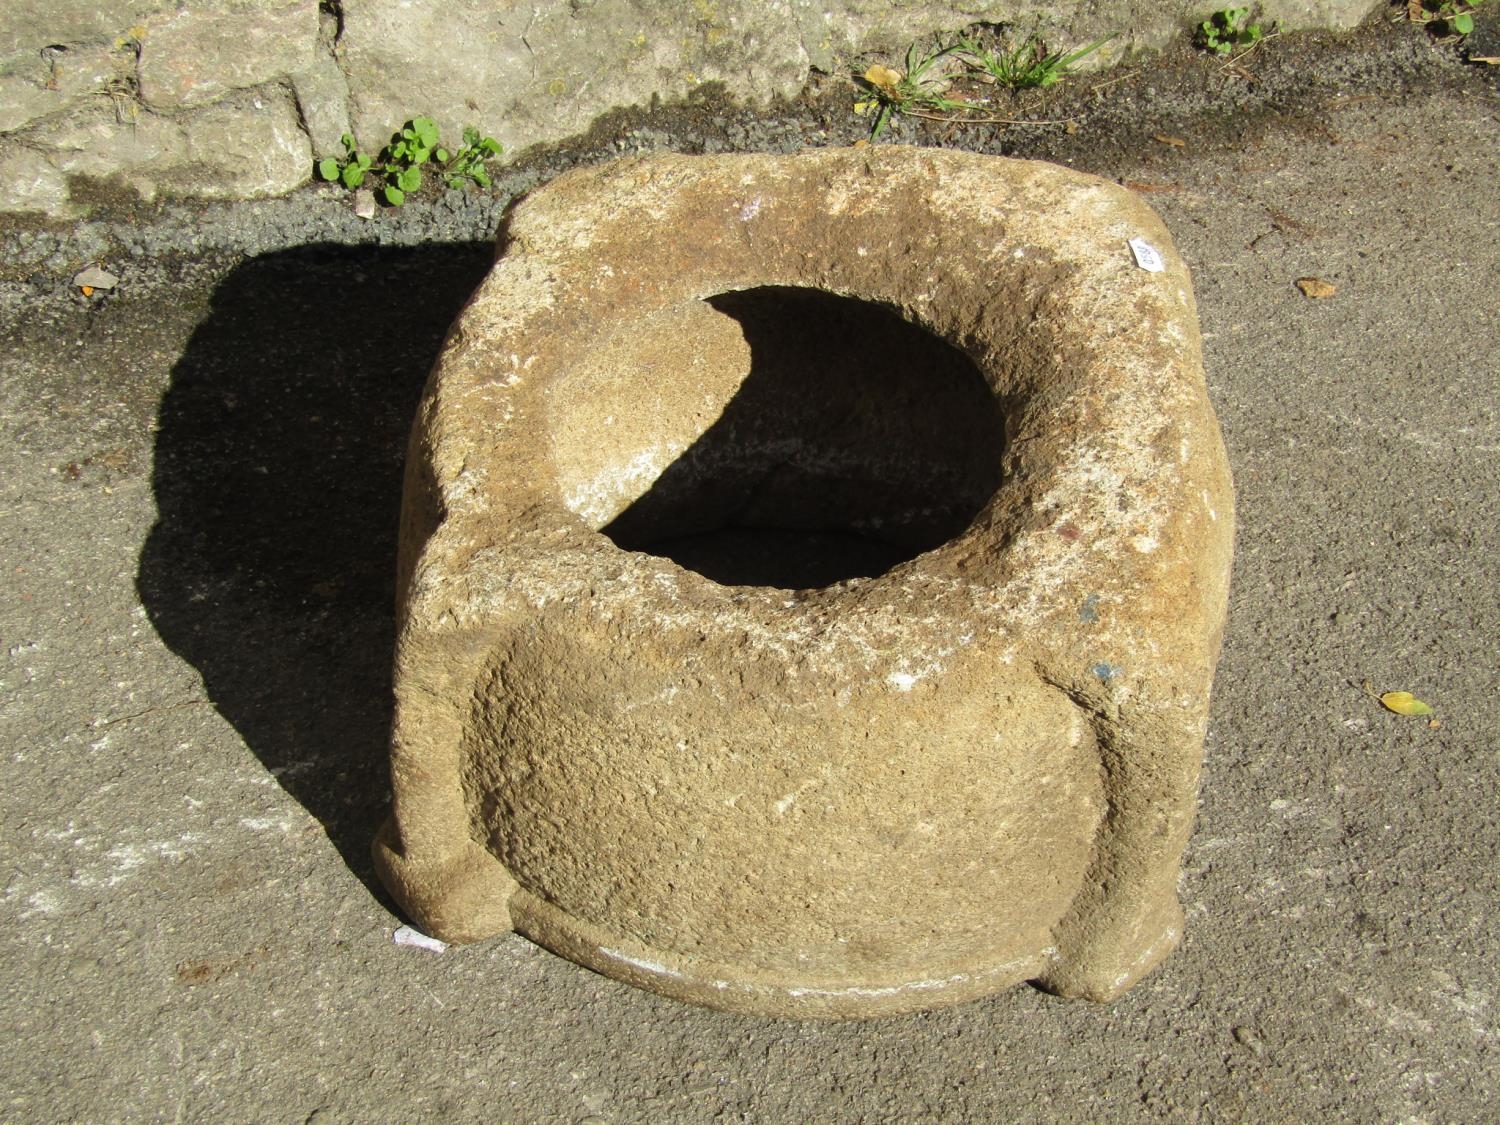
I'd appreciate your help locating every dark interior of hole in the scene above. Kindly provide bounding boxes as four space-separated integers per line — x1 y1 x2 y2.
601 287 1008 589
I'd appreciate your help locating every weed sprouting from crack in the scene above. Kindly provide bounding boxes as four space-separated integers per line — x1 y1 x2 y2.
854 36 975 140
1196 7 1281 57
1402 0 1491 38
959 31 1114 90
852 29 1110 140
316 116 503 207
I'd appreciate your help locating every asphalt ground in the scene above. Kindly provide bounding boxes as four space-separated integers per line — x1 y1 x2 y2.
1 16 1497 1123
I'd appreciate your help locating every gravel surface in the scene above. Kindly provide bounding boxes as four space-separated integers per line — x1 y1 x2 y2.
2 16 1497 1123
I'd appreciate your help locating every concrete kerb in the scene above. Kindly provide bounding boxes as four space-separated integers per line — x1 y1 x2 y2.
0 0 1386 217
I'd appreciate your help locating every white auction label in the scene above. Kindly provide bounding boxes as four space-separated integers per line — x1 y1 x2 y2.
393 925 448 953
1128 238 1166 272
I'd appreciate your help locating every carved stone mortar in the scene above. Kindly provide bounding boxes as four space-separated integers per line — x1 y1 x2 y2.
374 147 1234 1018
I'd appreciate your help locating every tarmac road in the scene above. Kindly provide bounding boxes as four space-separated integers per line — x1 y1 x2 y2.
1 17 1497 1123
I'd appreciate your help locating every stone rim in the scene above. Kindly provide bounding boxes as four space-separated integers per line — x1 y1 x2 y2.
377 147 1235 1015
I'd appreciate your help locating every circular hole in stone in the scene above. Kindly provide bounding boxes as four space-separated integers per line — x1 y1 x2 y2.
554 286 1008 590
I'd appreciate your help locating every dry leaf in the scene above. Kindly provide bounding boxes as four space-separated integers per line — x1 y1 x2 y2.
1295 276 1337 299
1380 691 1434 717
863 64 903 93
1153 134 1186 147
73 265 119 290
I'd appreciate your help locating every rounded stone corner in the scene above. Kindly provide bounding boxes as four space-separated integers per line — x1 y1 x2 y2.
373 817 520 945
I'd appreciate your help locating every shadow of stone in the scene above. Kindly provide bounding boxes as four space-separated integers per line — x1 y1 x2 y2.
602 287 1009 589
137 242 493 892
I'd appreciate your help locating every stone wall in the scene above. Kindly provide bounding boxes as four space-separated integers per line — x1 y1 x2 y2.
0 0 1383 217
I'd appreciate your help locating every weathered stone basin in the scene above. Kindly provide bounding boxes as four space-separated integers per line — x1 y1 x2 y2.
373 147 1234 1018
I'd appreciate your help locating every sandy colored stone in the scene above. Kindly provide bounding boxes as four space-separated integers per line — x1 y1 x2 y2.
135 0 318 110
0 142 70 214
375 147 1234 1017
0 41 128 135
23 89 311 209
290 50 351 159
